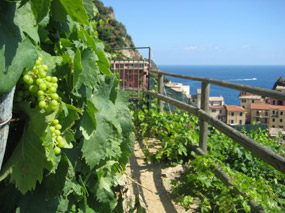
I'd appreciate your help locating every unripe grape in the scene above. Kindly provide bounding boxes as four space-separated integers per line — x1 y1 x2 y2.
39 70 47 78
51 76 58 83
54 147 61 155
15 96 22 102
50 100 58 107
55 124 62 130
42 65 48 70
49 87 57 93
50 126 55 133
38 95 45 101
18 91 24 97
23 75 30 83
37 90 44 96
39 101 47 109
56 136 62 141
46 76 52 82
55 130 61 136
58 140 65 148
52 83 58 89
52 119 59 125
29 85 39 94
50 93 59 100
39 83 47 91
36 79 43 86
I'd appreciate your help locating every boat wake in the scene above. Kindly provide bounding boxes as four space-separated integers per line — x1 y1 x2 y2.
229 78 257 81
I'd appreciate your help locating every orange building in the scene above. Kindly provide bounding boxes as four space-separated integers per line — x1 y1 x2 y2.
250 103 270 124
225 105 246 125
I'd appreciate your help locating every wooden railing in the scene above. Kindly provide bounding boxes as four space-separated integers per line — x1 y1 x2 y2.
145 70 285 212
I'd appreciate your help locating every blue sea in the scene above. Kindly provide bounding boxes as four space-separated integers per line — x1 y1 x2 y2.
158 65 285 105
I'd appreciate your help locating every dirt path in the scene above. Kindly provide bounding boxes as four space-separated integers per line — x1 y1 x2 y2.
125 141 196 213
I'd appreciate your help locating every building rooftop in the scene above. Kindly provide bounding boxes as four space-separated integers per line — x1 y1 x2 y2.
251 103 271 110
239 95 262 100
271 105 285 111
225 105 245 112
209 96 224 101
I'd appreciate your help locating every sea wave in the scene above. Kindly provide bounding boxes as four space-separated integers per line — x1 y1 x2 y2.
229 78 257 81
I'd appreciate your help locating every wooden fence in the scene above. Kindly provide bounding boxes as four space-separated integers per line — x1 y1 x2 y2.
145 70 285 212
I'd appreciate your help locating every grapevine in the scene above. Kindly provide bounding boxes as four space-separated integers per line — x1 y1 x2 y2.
0 0 135 212
15 56 60 113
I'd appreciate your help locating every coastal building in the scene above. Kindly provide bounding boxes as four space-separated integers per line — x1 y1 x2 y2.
250 103 270 125
239 91 264 123
165 82 190 98
110 59 149 90
270 85 285 106
209 96 224 119
269 105 285 130
225 105 246 125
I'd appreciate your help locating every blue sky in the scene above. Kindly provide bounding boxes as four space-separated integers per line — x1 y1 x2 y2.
100 0 285 65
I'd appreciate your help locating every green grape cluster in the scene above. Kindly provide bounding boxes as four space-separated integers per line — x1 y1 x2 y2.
15 56 61 112
49 119 65 155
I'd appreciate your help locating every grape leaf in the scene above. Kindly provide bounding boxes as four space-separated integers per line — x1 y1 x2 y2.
14 2 40 43
0 106 53 194
0 2 38 95
73 48 100 92
59 0 89 25
30 0 51 24
115 91 135 165
96 49 112 75
83 0 98 19
44 154 69 199
80 100 98 139
81 78 122 169
50 0 68 22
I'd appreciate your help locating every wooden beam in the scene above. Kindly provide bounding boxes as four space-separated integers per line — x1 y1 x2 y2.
199 82 210 153
150 70 285 101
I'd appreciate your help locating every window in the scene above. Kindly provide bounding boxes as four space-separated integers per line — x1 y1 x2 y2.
252 100 255 103
281 112 283 116
242 99 246 103
278 100 283 105
220 110 222 113
212 109 216 113
228 112 231 116
272 110 275 114
280 119 283 122
242 106 245 108
231 112 234 116
272 118 275 122
239 112 243 116
279 126 284 128
272 125 275 128
265 111 268 116
239 120 242 125
231 120 234 124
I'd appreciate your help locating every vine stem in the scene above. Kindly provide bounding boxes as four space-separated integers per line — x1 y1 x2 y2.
122 171 158 195
116 164 157 195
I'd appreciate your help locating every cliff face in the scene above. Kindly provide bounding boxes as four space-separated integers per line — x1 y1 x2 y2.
93 0 142 59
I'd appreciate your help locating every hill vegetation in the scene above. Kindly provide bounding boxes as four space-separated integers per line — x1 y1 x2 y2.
93 0 140 58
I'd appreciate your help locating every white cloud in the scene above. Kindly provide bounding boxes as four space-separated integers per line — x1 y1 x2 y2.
241 44 251 49
184 45 202 51
184 45 221 51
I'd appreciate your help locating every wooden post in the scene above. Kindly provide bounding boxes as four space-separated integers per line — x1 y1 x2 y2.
157 72 164 112
199 82 210 153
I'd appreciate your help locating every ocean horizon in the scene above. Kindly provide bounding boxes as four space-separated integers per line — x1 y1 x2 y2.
158 65 285 106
